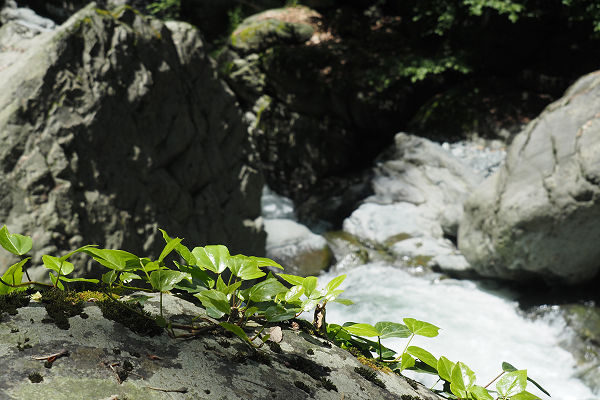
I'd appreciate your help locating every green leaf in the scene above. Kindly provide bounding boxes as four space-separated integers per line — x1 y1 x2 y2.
503 362 550 397
192 245 230 273
119 272 141 283
284 285 304 302
325 275 346 292
158 236 182 263
58 276 99 284
220 322 250 343
0 258 29 294
244 306 259 317
450 362 475 398
195 289 231 318
59 244 98 263
0 226 32 256
324 289 344 302
265 304 298 322
403 318 440 337
83 248 140 271
228 255 265 280
277 273 304 286
248 278 288 302
48 272 64 290
149 269 189 292
497 370 527 398
175 261 214 289
400 353 415 371
248 256 283 270
470 385 495 400
375 321 411 339
511 390 541 400
343 322 380 337
332 298 354 306
102 270 118 285
407 346 437 369
302 276 318 298
159 228 196 265
42 255 74 276
216 275 227 293
300 297 320 313
437 356 455 382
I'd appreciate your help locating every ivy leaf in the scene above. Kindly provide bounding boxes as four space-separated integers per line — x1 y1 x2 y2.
159 228 195 265
403 318 440 337
450 362 476 398
158 236 182 263
83 248 140 271
469 385 495 400
42 255 74 276
195 289 231 318
400 353 416 371
277 273 304 286
58 276 99 284
302 276 318 298
375 321 411 339
149 269 189 292
265 304 298 322
119 272 141 283
248 278 287 302
511 391 542 400
284 285 304 302
248 256 283 271
502 362 550 396
437 356 455 382
407 346 437 369
0 226 32 256
228 255 265 281
48 272 64 290
220 322 250 343
0 258 29 294
325 275 346 292
102 270 118 285
497 370 528 398
332 298 354 306
175 261 214 289
192 245 230 273
343 322 380 337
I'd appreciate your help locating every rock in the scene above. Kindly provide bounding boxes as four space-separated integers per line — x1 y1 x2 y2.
458 70 600 285
0 292 444 400
0 4 264 281
264 218 332 276
390 236 472 276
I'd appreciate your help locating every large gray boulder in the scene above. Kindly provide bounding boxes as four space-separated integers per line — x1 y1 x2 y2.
0 292 443 400
458 71 600 285
0 4 264 280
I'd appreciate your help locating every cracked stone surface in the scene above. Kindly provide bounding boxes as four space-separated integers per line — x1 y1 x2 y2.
0 293 443 400
458 70 600 285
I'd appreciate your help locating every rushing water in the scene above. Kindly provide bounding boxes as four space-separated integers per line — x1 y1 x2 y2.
319 263 598 400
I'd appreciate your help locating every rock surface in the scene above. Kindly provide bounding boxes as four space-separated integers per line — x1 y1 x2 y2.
0 4 264 280
0 292 443 400
458 70 600 285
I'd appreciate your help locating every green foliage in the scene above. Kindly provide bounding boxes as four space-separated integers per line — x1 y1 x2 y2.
146 0 180 20
0 226 550 398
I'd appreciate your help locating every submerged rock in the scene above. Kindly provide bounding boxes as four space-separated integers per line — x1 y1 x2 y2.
0 3 264 280
458 70 600 285
0 292 443 400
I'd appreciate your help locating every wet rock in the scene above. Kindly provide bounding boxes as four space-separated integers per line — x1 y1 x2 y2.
458 70 600 285
264 218 332 276
0 292 444 400
0 4 264 280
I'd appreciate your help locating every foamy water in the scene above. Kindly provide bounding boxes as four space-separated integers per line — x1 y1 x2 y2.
320 263 598 400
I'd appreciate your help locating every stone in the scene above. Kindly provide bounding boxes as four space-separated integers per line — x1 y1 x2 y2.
264 218 332 276
0 4 264 281
458 70 600 285
0 292 444 400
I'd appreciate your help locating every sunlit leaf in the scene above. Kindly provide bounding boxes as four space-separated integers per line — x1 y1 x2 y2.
59 244 98 262
265 304 298 322
437 356 455 382
102 270 118 285
220 322 250 343
511 390 541 400
407 346 437 369
284 285 304 302
192 245 230 273
195 289 231 318
248 278 287 302
42 255 74 276
159 228 195 265
0 226 32 256
343 322 380 337
470 385 495 400
58 276 99 284
497 370 527 398
158 236 182 263
502 362 549 397
375 321 411 339
0 258 29 294
248 256 283 270
277 273 304 286
302 276 318 298
325 275 346 292
403 318 440 337
119 272 141 283
175 261 214 289
450 361 476 398
300 297 320 313
48 272 64 290
400 353 415 371
83 248 140 271
229 255 265 280
332 298 354 306
149 269 189 292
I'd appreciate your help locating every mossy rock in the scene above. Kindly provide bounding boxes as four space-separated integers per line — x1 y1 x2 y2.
229 9 314 53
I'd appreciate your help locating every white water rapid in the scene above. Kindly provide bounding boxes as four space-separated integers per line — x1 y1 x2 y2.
319 263 597 400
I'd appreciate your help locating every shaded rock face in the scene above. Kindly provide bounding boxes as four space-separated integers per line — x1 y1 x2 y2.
0 292 444 400
218 6 413 202
458 71 600 285
0 4 264 280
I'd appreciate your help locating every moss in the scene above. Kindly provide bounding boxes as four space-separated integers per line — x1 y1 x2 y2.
283 354 331 381
384 233 413 246
0 290 31 318
293 380 311 394
28 372 43 383
97 297 162 337
41 288 84 330
68 290 108 302
354 366 386 389
319 377 337 391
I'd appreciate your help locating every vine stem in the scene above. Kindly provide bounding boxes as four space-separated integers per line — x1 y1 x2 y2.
484 371 505 388
0 276 53 288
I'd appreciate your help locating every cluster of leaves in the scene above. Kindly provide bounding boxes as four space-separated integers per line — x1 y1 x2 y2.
146 0 180 19
326 317 549 399
0 225 550 398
